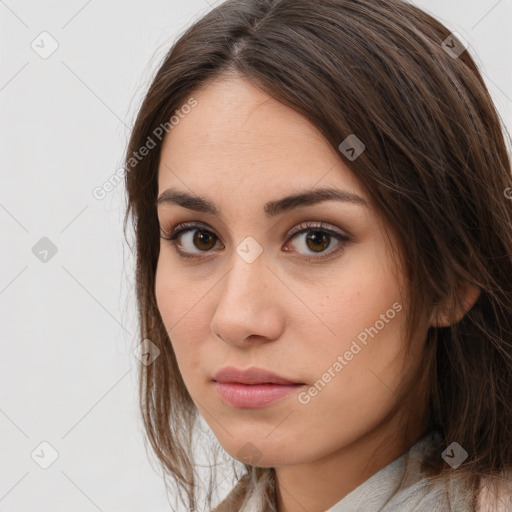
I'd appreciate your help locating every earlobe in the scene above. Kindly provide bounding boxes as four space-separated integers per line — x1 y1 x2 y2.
430 283 481 327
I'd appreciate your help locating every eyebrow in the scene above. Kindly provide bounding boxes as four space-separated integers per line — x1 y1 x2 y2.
156 187 368 218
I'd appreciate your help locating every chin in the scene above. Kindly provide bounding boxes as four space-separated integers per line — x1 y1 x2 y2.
219 436 310 468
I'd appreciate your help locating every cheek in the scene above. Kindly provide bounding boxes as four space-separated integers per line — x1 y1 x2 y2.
155 253 180 330
286 302 410 461
310 240 402 349
155 250 210 328
154 254 207 379
293 241 408 413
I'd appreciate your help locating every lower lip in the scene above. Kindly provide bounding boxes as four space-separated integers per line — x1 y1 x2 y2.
213 381 304 408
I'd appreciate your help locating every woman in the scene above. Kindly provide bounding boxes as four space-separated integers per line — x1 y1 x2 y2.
123 0 512 510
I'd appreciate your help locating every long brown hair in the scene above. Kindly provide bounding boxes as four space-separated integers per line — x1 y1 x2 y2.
123 0 512 510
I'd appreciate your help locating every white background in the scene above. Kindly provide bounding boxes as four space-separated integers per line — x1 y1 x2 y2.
1 0 511 511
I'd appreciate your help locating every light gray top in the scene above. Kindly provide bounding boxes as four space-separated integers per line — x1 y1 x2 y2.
325 430 473 512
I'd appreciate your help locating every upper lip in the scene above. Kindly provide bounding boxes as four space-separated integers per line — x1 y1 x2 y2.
213 366 303 385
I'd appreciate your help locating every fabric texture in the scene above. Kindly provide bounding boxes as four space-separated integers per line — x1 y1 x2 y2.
324 430 473 512
214 430 512 511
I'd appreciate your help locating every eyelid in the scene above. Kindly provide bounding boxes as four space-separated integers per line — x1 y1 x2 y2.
286 220 349 240
161 220 212 241
160 221 223 261
284 221 350 262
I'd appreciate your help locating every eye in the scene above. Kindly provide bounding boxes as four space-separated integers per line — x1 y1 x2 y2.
160 221 222 260
160 220 350 261
284 221 349 261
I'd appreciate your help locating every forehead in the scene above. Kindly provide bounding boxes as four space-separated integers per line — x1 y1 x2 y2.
157 75 365 205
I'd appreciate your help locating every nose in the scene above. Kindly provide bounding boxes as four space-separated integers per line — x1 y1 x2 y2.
210 251 285 347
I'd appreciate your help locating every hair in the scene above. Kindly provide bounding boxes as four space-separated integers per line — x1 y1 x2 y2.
123 0 512 510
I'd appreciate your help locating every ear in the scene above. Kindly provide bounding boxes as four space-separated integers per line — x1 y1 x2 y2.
430 282 481 327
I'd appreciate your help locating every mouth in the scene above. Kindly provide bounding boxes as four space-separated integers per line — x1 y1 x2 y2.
212 366 305 408
212 365 304 386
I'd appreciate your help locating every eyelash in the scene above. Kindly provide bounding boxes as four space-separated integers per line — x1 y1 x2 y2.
160 221 350 262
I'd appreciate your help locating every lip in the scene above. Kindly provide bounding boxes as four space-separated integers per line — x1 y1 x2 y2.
212 366 305 409
213 366 302 385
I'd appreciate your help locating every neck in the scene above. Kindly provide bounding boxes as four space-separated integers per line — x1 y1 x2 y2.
274 408 428 512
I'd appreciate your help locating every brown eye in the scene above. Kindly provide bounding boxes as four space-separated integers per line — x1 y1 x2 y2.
192 230 217 251
288 227 347 258
161 220 349 262
161 222 223 259
304 231 331 253
284 221 351 261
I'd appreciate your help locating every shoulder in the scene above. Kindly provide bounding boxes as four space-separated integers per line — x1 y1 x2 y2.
476 469 512 512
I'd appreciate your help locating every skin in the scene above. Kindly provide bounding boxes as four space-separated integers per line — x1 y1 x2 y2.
154 74 432 512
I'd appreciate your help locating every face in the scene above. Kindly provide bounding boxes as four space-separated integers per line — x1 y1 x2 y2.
155 75 429 467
